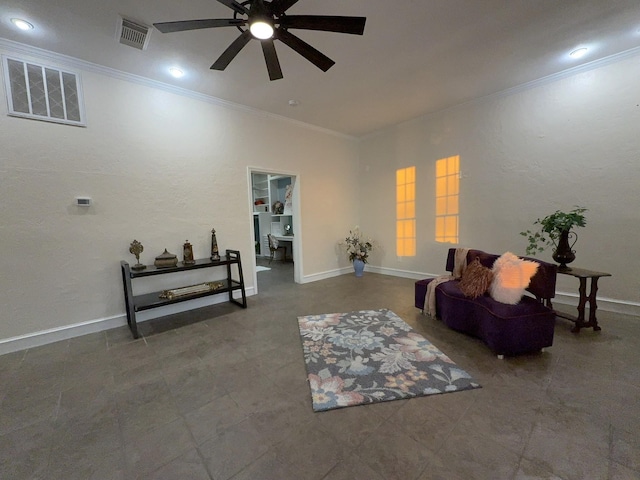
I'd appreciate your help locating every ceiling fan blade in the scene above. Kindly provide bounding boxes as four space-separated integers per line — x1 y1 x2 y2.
211 30 253 71
154 18 245 33
276 29 335 72
216 0 250 15
279 15 366 35
270 0 300 16
261 39 284 81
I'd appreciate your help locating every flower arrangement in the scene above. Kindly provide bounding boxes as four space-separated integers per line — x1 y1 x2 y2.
342 227 374 263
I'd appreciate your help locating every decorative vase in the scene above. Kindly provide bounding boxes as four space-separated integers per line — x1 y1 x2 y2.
552 229 577 268
353 258 365 277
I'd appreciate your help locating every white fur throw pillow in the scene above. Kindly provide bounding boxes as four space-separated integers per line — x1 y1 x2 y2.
489 252 539 305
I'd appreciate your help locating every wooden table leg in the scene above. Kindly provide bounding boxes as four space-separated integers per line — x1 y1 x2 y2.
556 267 610 333
571 278 588 333
587 277 602 331
571 277 603 333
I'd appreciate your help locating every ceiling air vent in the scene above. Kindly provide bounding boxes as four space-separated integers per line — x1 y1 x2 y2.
117 17 151 50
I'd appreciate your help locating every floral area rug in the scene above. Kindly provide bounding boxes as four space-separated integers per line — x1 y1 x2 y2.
297 309 481 412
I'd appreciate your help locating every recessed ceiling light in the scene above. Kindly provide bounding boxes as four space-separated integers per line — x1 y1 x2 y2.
11 18 34 31
288 100 300 107
569 47 588 59
169 67 184 78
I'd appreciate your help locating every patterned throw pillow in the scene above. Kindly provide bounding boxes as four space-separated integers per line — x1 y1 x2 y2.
459 258 494 299
489 252 539 305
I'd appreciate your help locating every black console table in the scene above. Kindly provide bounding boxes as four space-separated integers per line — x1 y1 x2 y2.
554 266 611 333
121 249 247 338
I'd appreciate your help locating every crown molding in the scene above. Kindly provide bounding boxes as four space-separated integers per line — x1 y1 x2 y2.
361 45 640 141
0 37 357 141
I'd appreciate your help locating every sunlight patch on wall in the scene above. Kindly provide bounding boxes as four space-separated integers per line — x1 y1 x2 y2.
396 166 416 256
435 156 459 244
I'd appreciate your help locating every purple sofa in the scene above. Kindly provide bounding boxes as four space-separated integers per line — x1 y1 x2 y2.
415 249 558 357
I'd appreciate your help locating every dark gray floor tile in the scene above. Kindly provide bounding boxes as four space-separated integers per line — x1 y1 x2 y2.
513 457 567 480
354 419 434 480
0 391 60 436
322 455 386 480
435 428 521 480
124 418 195 477
608 460 640 480
138 448 211 480
198 417 270 480
52 403 122 460
184 394 248 445
271 421 347 479
112 358 164 390
523 422 609 480
1 261 639 480
163 362 228 415
228 451 300 480
610 425 640 473
4 362 65 401
115 376 181 440
251 397 315 446
47 445 126 480
453 397 537 456
0 420 53 480
315 403 386 450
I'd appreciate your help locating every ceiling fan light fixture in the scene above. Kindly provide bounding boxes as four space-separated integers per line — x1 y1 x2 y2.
154 0 367 80
250 20 274 40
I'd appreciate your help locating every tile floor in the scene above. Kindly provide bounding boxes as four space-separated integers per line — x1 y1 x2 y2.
1 259 639 479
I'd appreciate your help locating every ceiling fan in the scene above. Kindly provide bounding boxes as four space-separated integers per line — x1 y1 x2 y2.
153 0 366 81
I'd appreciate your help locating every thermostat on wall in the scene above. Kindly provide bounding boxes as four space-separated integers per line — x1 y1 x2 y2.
75 196 92 207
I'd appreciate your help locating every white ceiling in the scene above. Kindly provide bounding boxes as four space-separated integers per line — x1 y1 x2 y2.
1 0 640 137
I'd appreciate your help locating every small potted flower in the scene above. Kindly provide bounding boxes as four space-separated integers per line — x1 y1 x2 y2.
342 227 373 277
520 206 587 267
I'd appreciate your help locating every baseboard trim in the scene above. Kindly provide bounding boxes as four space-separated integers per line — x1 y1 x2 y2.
551 292 640 317
301 267 350 283
3 269 637 356
365 265 439 280
0 288 255 356
377 267 640 316
303 265 440 283
0 315 126 356
359 267 640 317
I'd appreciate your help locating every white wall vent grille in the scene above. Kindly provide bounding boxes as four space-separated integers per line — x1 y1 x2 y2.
2 56 86 126
117 17 151 50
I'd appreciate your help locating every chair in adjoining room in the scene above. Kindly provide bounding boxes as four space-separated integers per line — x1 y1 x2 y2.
267 234 287 263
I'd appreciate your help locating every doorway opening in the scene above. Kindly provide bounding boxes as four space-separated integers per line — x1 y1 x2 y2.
248 168 301 293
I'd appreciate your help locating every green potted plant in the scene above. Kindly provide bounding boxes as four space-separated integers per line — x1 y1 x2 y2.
520 206 587 267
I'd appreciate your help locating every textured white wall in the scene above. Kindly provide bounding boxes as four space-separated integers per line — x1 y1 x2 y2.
359 53 640 306
0 48 359 341
2 46 638 344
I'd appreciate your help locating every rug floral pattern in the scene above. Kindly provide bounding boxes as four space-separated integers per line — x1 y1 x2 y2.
297 309 481 412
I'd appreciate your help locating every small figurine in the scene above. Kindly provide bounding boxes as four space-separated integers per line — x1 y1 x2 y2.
210 228 220 261
129 240 146 270
183 240 195 265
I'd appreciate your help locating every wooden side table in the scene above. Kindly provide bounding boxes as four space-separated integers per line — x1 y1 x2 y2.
554 266 611 333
